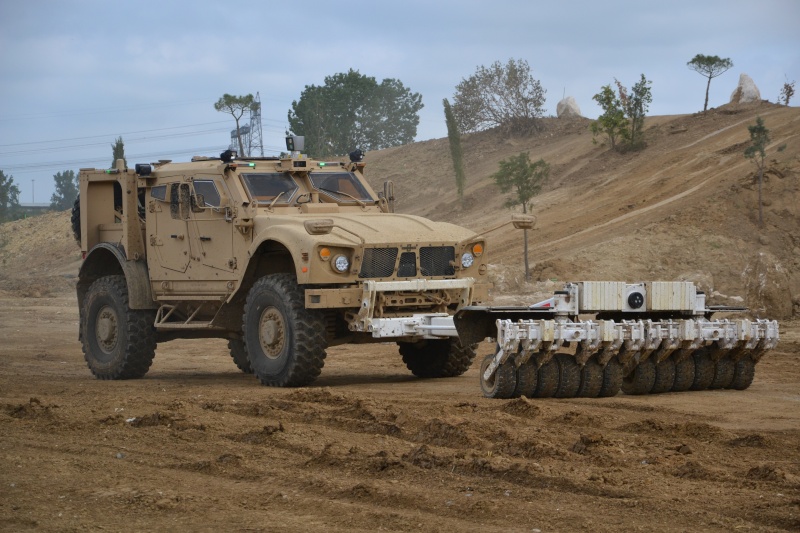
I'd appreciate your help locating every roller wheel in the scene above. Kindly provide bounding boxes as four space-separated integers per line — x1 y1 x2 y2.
80 275 156 380
228 338 253 374
598 359 622 398
243 273 327 387
709 357 735 389
651 358 676 394
513 362 539 398
554 353 581 398
480 354 516 399
729 358 755 390
690 349 715 390
621 357 656 395
533 358 559 398
671 356 695 392
576 359 603 398
399 338 477 378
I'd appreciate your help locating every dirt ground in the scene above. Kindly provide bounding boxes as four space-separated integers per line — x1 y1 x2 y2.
1 295 799 532
2 101 799 531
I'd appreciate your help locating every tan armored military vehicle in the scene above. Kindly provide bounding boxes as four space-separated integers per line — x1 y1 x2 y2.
75 139 496 387
75 137 779 397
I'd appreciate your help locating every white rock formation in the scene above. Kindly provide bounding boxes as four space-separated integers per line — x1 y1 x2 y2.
730 74 761 104
556 96 582 118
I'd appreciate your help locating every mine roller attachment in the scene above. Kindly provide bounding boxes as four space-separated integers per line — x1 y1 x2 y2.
454 281 780 399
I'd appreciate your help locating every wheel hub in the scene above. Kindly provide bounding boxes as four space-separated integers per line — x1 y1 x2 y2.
259 307 285 359
95 305 118 353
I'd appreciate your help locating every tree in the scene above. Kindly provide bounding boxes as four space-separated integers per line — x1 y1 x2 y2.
616 74 652 148
687 54 733 112
590 85 627 149
110 136 127 169
288 70 423 158
50 170 79 210
443 98 466 202
744 117 770 227
215 94 256 156
452 58 546 135
490 152 549 281
0 169 21 222
779 78 795 106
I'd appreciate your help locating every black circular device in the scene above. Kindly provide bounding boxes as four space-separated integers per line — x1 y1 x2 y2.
627 291 644 309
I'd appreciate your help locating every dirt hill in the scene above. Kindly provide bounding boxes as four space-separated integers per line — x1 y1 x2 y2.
1 101 798 317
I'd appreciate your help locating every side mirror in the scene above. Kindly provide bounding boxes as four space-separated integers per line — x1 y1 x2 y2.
304 219 334 235
512 214 536 230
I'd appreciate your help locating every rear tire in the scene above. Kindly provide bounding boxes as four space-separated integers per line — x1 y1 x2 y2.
709 356 735 389
690 349 715 390
554 353 581 398
513 361 539 398
399 338 477 378
729 358 755 390
243 273 327 387
479 354 516 399
598 359 622 398
81 275 156 380
228 339 253 374
651 358 676 394
533 358 559 398
622 357 656 395
576 359 603 398
672 356 695 392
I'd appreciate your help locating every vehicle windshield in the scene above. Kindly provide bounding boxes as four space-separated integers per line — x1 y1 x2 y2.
241 173 298 205
309 172 374 204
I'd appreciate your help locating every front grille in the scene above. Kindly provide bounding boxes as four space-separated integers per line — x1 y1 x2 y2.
397 252 417 277
420 246 455 276
359 248 397 278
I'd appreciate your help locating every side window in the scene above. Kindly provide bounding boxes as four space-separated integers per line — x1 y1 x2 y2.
151 185 167 202
193 180 222 207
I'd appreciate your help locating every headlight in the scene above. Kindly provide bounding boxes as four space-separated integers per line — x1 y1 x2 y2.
332 254 350 273
461 252 474 268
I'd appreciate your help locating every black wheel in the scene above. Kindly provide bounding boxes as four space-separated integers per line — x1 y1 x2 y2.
729 358 755 390
513 361 539 398
621 357 656 395
672 356 695 392
80 275 156 380
651 358 676 394
243 274 327 387
709 357 735 389
533 358 559 398
577 359 603 398
479 354 516 399
690 349 715 390
554 353 581 398
398 338 476 378
228 338 253 374
71 195 81 243
598 359 622 398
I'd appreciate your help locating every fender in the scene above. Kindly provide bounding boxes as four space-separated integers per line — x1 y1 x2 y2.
78 243 157 310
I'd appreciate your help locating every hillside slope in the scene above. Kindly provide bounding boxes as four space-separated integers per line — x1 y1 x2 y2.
365 101 800 318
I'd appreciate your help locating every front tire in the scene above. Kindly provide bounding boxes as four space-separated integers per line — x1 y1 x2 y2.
81 275 156 380
243 274 327 387
398 338 476 378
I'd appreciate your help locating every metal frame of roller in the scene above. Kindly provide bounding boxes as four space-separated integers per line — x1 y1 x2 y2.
454 281 780 399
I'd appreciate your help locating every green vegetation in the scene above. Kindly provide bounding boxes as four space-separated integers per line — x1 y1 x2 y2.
50 170 79 210
443 98 466 202
214 94 257 156
490 152 549 281
110 136 127 169
591 75 652 152
687 54 734 112
451 58 546 135
288 70 423 158
0 169 21 222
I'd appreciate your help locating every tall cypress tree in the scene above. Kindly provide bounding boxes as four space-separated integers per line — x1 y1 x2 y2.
443 98 466 202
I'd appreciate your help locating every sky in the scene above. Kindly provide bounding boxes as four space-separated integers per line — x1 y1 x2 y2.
1 0 798 205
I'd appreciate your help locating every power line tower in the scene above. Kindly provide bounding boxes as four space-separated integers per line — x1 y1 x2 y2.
227 92 264 157
248 92 264 157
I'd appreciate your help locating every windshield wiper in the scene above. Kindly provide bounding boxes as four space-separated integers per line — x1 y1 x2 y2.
318 187 367 208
